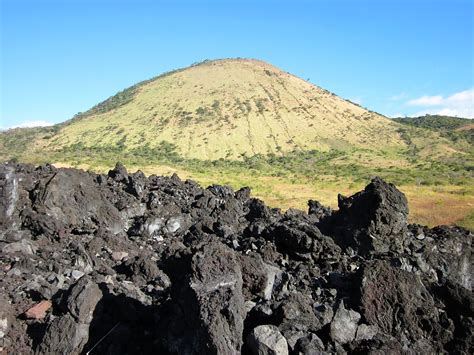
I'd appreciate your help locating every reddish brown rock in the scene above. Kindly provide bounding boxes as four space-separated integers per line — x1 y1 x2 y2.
24 300 52 320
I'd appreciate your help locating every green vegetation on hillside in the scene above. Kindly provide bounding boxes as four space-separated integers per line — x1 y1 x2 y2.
394 115 473 144
394 114 471 130
0 126 60 161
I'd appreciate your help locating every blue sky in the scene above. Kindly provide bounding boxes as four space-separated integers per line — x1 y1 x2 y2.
1 0 473 128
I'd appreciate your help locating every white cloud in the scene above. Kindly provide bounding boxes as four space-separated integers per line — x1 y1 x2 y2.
413 107 474 118
6 120 54 129
389 92 407 101
446 89 474 105
407 95 444 106
406 88 474 118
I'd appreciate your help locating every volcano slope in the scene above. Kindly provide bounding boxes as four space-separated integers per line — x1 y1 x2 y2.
0 162 472 354
11 59 405 160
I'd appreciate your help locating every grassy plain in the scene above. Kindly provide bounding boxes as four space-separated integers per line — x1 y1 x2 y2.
47 148 473 230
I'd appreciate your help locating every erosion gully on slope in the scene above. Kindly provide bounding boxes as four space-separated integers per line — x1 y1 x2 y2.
0 162 472 354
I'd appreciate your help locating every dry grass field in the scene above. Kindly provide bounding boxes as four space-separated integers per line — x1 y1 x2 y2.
51 161 474 230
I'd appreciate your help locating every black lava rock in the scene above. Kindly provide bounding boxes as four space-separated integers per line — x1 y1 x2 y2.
0 162 471 354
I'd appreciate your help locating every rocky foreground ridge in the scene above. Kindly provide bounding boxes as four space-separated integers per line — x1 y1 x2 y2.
0 162 472 354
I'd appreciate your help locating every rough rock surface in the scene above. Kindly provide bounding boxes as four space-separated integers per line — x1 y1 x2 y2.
0 162 472 354
330 301 360 344
247 325 289 355
23 301 52 320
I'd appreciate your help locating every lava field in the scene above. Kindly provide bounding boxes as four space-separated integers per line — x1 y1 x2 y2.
0 162 472 354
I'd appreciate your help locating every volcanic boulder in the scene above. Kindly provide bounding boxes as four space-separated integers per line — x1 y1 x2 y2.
320 177 409 255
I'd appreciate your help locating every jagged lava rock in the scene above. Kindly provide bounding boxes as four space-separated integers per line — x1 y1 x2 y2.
0 162 472 354
38 277 102 354
320 177 409 255
165 240 245 354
